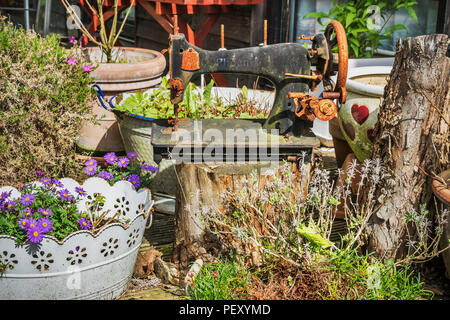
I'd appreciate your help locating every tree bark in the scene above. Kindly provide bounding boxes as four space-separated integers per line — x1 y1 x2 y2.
172 161 312 270
366 34 449 259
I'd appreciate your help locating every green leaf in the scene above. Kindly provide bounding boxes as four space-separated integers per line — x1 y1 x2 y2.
407 7 418 23
203 79 214 108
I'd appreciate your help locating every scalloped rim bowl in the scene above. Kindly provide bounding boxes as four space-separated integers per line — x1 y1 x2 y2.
0 177 154 300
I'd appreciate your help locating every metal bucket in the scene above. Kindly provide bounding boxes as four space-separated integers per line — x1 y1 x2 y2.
0 177 154 300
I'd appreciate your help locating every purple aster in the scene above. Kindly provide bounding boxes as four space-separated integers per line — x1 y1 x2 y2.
150 166 159 174
21 193 35 206
4 200 16 212
27 218 38 229
104 152 118 165
39 177 52 186
17 183 29 191
38 208 53 217
141 164 151 171
58 189 73 201
27 225 44 244
18 217 30 230
120 175 127 181
0 191 11 203
127 174 140 189
75 187 87 197
78 218 91 230
38 217 53 233
127 152 138 159
22 207 33 218
85 165 97 176
117 157 130 168
85 158 97 167
36 170 43 176
98 171 114 181
52 178 64 188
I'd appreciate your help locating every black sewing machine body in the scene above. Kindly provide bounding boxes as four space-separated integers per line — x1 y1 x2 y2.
169 33 313 137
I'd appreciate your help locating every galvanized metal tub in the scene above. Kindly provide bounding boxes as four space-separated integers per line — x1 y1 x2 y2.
0 177 154 300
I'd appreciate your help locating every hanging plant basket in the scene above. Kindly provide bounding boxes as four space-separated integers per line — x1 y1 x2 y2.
0 177 154 300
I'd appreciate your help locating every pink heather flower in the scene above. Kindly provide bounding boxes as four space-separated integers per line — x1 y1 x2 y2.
27 225 44 243
67 58 78 66
117 157 130 168
38 217 53 233
70 36 76 43
83 65 95 72
78 218 91 230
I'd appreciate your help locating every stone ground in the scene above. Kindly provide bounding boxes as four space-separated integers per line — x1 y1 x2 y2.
118 147 450 300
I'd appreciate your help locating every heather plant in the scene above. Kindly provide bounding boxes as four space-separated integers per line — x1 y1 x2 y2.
83 151 158 190
0 18 96 186
197 157 447 299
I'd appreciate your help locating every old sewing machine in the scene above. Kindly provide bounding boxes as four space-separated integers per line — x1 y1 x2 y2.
151 20 348 162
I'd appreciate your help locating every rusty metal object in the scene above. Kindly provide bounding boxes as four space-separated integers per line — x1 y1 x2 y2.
181 48 200 71
299 34 314 41
324 20 348 104
288 92 337 122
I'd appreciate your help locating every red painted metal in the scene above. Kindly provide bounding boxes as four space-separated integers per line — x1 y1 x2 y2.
151 0 263 4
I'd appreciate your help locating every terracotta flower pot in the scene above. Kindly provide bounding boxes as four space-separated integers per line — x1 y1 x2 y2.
77 47 166 153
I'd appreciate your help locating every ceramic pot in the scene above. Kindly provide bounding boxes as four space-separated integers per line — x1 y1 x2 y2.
338 65 392 162
77 47 166 153
0 177 154 300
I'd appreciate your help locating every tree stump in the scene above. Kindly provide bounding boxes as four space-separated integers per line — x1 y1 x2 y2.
172 160 312 270
366 34 449 259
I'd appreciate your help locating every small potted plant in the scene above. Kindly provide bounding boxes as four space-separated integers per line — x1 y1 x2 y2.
305 0 418 164
0 151 157 300
60 0 166 153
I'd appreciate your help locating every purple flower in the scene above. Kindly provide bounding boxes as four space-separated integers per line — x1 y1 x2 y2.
104 152 118 164
85 165 97 176
39 177 52 186
75 187 87 197
4 200 16 212
127 174 140 189
70 36 76 43
21 193 35 206
27 225 44 243
36 170 43 176
98 171 114 181
18 217 30 230
52 178 64 188
58 189 73 201
0 191 10 203
117 157 130 168
22 207 33 218
17 183 29 191
85 158 97 167
78 218 91 230
120 175 127 181
38 217 53 233
141 164 158 173
83 65 95 72
27 218 38 229
127 152 138 159
67 58 78 66
38 208 53 217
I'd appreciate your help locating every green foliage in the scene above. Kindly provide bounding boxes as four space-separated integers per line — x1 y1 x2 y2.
324 246 432 300
115 77 266 119
186 257 251 300
304 0 418 58
0 18 95 186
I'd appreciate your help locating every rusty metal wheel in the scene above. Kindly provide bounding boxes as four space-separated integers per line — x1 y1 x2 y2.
323 20 348 104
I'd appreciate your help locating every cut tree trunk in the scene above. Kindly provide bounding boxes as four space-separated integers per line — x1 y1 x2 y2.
366 34 449 260
172 161 312 270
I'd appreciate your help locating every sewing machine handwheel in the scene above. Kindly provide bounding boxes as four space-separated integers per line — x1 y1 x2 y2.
324 20 348 104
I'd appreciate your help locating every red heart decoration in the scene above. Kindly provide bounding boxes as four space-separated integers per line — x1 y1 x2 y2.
351 104 370 125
